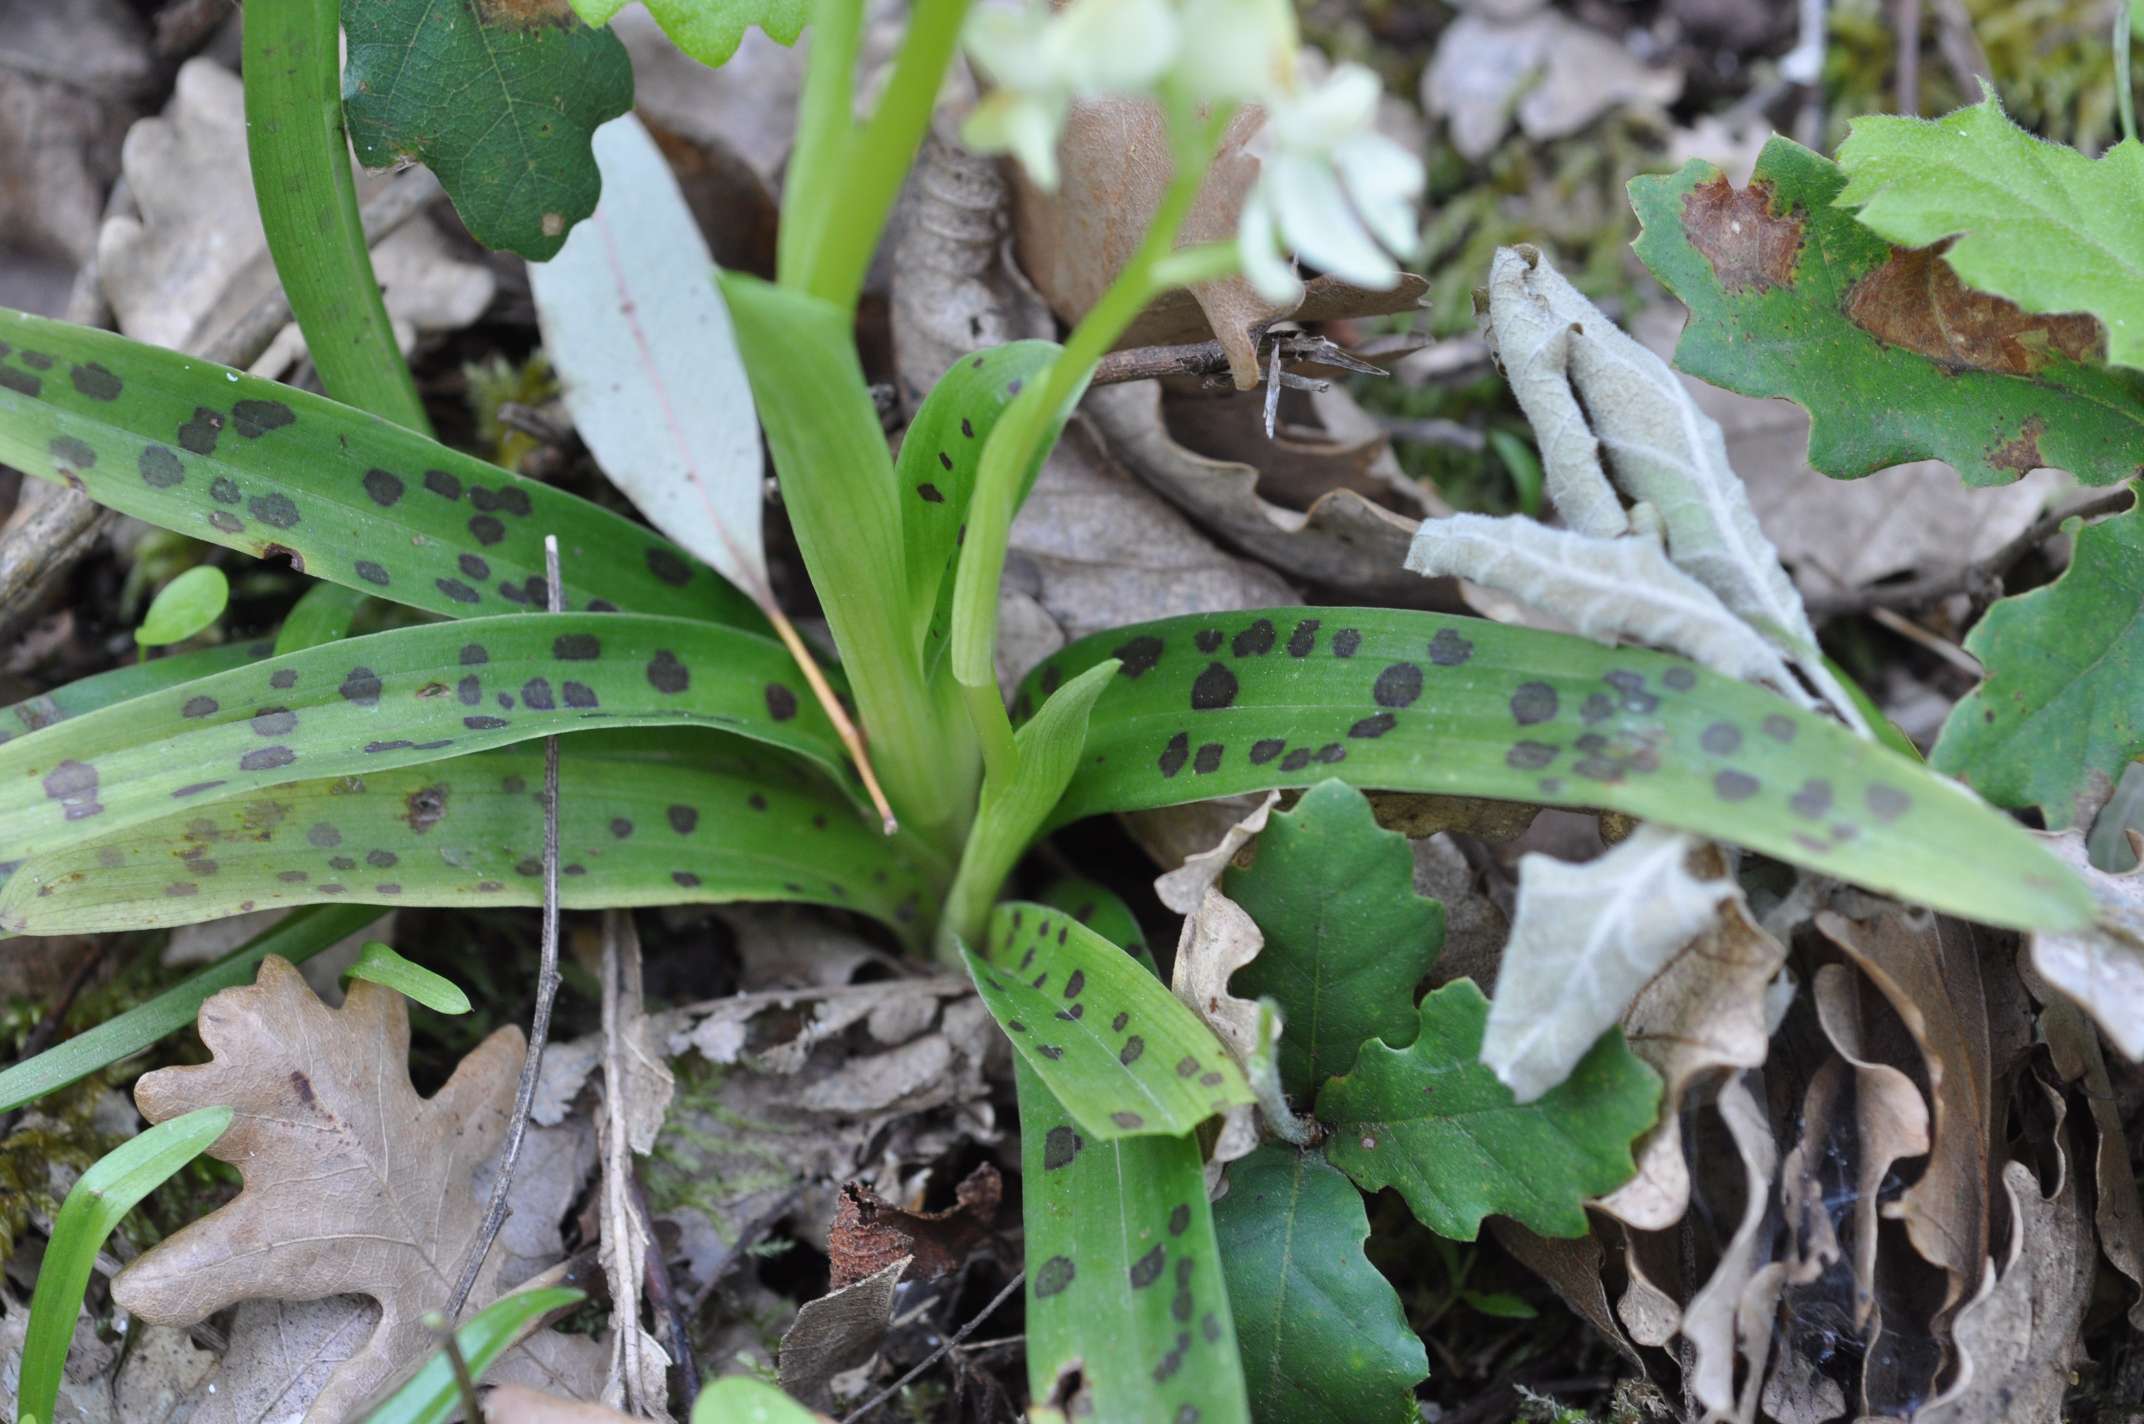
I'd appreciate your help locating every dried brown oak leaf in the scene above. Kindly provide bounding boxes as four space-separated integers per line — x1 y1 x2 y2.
827 1162 1002 1288
113 955 588 1422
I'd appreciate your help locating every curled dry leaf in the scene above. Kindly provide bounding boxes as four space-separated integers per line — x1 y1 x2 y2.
1595 888 1789 1230
1482 824 1738 1104
828 1162 1002 1288
2036 991 2144 1327
112 956 600 1422
1423 7 1681 161
1677 1073 1777 1420
2025 832 2144 1061
96 60 493 368
778 1256 908 1412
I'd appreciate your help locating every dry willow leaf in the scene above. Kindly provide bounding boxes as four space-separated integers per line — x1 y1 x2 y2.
2024 829 2144 1060
113 956 594 1422
1595 891 1788 1230
1482 824 1739 1104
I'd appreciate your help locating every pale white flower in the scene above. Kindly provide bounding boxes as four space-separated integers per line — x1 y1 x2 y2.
961 0 1182 188
1170 0 1298 103
1238 62 1425 304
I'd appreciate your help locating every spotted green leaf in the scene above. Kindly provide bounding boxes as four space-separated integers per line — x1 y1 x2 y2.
571 0 805 70
898 342 1061 672
1 734 937 943
964 900 1252 1139
1015 1056 1251 1424
347 942 472 1014
1020 609 2095 932
136 565 229 647
1223 780 1444 1102
1630 137 2144 486
1932 494 2144 829
1212 1145 1427 1424
0 309 760 627
3 638 274 740
0 613 849 879
1315 980 1659 1240
342 0 632 260
1036 876 1157 976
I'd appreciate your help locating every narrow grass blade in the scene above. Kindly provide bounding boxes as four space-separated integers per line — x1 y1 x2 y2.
18 1106 234 1424
355 1287 585 1424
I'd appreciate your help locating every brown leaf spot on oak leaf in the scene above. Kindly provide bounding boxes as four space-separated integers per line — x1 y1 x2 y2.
1990 415 2049 475
827 1162 1001 1288
1682 175 1802 293
1846 244 2105 375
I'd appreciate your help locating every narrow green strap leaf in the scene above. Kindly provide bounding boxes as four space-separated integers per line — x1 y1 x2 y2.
1932 493 2144 829
0 904 380 1113
720 271 948 826
356 1287 586 1424
3 736 938 945
0 308 760 627
1014 1058 1252 1424
1222 780 1446 1101
275 582 370 656
2 638 273 739
347 942 471 1014
343 0 633 260
1023 608 2096 932
963 900 1251 1140
1212 1145 1427 1423
245 0 430 431
1035 877 1157 975
19 1106 235 1424
1315 980 1659 1241
1630 136 2144 486
940 660 1119 952
896 341 1060 664
0 612 850 876
136 565 229 647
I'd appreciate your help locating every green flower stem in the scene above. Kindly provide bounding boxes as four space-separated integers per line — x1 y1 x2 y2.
779 0 865 286
948 102 1237 738
243 0 430 432
802 0 974 311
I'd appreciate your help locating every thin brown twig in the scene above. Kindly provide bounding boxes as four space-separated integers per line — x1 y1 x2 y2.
1809 485 2136 618
445 534 567 1320
838 1271 1026 1424
1090 331 1408 387
630 1159 701 1412
423 1311 487 1423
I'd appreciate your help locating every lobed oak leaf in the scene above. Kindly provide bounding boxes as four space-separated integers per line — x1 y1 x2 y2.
112 955 583 1422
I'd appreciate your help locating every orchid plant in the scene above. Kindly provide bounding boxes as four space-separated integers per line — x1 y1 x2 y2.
0 0 2098 1418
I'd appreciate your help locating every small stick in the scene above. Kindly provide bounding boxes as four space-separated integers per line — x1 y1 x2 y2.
421 1312 486 1423
445 535 567 1320
763 607 899 835
1090 332 1403 387
837 1271 1025 1424
631 1161 701 1411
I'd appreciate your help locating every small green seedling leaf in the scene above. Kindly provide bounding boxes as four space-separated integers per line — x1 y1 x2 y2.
1015 1059 1252 1423
688 1376 824 1423
572 0 805 69
964 900 1252 1139
0 905 380 1112
3 733 939 944
136 565 228 647
1316 980 1659 1240
275 582 369 656
0 612 849 877
1631 136 2144 485
1932 494 2144 829
342 0 632 259
1223 780 1445 1101
1212 1145 1427 1424
1837 89 2144 372
0 308 759 627
356 1287 585 1424
1024 608 2096 932
19 1106 234 1424
347 942 471 1014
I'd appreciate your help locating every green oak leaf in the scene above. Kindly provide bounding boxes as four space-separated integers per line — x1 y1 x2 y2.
1932 491 2144 829
342 0 633 260
1314 980 1659 1240
1212 1145 1427 1424
1630 136 2144 486
1222 780 1445 1101
571 0 805 69
1837 89 2144 373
